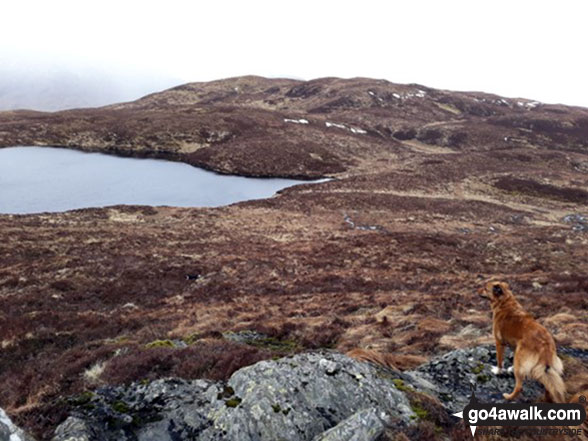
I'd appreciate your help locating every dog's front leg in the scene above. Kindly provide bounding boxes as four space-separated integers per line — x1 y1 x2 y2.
492 340 505 375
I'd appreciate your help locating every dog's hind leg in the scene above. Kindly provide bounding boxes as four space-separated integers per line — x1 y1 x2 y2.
503 373 523 400
503 351 524 400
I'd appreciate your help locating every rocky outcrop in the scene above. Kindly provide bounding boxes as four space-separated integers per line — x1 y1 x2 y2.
406 345 545 412
0 408 34 441
51 345 579 441
52 351 414 441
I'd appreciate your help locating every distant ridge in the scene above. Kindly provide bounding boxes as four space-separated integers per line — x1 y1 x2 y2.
1 75 586 179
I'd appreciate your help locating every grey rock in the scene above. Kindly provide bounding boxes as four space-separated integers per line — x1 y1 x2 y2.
213 352 412 440
311 408 387 441
0 408 35 441
170 339 188 349
0 423 9 441
54 344 579 440
53 351 414 441
52 417 102 441
559 346 588 361
563 214 587 223
562 213 588 232
406 345 545 412
222 330 268 344
318 358 340 375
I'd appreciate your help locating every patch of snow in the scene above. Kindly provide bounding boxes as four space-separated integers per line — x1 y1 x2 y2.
284 118 309 124
325 121 366 135
357 225 380 231
344 213 383 231
504 136 509 142
343 213 355 228
369 92 384 103
402 90 426 99
325 121 347 129
392 93 401 99
516 100 539 109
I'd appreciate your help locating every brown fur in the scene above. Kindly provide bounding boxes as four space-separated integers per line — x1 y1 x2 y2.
478 280 566 402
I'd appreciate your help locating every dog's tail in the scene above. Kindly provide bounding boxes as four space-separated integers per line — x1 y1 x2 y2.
530 354 566 403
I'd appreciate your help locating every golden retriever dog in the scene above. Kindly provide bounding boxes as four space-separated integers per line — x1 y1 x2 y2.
478 280 566 402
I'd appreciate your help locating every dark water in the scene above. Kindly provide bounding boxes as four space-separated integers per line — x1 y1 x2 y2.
0 146 313 214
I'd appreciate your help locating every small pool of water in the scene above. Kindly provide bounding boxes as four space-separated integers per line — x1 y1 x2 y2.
0 146 313 214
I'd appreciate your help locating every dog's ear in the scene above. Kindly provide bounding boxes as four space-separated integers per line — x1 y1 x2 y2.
493 284 504 296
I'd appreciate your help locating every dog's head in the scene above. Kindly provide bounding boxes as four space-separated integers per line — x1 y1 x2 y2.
478 280 512 305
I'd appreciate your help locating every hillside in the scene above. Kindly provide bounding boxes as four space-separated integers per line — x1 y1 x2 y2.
2 75 588 178
0 76 587 439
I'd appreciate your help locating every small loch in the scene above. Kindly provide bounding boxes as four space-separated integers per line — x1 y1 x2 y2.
0 146 314 214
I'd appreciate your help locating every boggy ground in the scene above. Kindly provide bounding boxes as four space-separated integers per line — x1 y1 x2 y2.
0 76 587 439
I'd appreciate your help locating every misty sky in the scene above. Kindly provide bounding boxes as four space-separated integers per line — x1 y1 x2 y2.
2 0 587 107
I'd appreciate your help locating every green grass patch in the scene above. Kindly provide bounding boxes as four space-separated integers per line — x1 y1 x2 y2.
410 402 429 420
182 333 201 345
247 337 299 353
392 378 413 392
145 339 175 349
